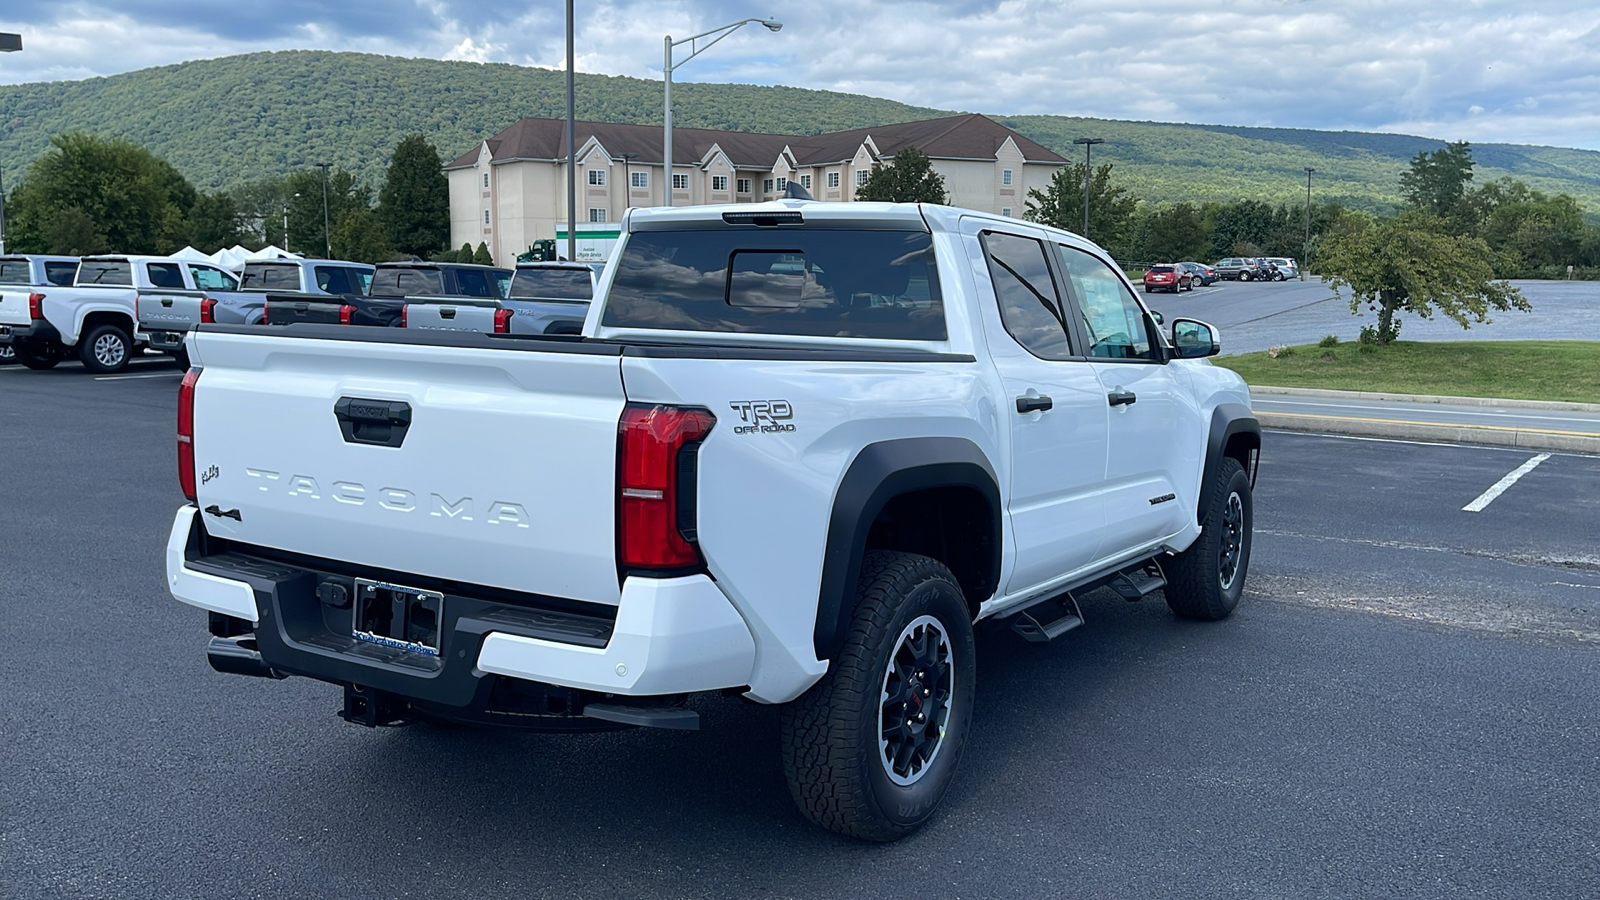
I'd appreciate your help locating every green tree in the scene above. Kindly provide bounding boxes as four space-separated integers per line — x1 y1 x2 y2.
5 132 194 254
459 242 474 261
856 147 949 204
189 190 245 252
1026 163 1137 250
1400 141 1475 226
331 207 392 264
1318 212 1529 344
472 242 493 265
1139 203 1209 262
377 134 450 259
283 168 387 260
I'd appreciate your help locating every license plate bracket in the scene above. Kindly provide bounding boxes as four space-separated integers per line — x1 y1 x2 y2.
352 579 444 657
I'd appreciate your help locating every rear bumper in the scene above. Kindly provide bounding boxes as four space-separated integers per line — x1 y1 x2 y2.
0 320 62 345
164 506 756 703
145 330 187 350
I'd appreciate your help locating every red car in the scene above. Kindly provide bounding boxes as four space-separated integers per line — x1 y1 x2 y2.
1143 264 1193 293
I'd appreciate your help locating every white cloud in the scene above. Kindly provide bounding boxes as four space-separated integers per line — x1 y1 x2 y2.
4 0 1600 149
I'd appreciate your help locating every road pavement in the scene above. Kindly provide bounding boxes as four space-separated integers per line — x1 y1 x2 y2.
3 370 1598 899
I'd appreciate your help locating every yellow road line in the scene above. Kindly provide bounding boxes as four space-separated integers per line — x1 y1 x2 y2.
1263 411 1600 438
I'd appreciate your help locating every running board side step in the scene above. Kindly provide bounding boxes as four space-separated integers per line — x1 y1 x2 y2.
1011 592 1085 643
1110 562 1166 602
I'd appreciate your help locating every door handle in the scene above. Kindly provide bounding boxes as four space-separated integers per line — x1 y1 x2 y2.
1015 395 1054 414
1107 391 1137 407
334 397 413 448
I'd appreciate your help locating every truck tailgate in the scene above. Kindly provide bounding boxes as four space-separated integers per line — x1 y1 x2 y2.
402 302 498 333
188 328 628 605
0 288 31 326
137 292 205 332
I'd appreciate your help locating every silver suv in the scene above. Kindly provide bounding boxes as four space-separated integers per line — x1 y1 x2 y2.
1263 257 1299 280
1215 257 1265 281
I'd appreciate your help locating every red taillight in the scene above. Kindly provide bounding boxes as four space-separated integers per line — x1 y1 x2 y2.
339 304 355 325
617 404 716 571
178 367 201 501
399 305 407 327
493 307 513 334
262 300 270 324
200 297 217 324
29 293 45 319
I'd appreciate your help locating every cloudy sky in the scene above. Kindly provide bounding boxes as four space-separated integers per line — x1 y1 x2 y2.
4 1 1599 150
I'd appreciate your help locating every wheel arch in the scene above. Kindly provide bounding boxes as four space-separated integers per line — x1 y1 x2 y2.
814 437 1002 661
77 307 137 345
1200 403 1260 521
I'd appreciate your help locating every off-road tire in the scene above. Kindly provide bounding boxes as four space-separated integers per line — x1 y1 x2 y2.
15 344 62 370
78 324 132 374
1165 457 1252 620
780 551 976 841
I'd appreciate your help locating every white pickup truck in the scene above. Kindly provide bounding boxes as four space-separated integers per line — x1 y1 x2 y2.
401 261 601 336
165 201 1260 840
139 258 375 368
0 254 79 365
0 254 241 373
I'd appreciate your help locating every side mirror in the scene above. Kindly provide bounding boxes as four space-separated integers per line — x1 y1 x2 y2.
1171 318 1220 358
1149 309 1165 326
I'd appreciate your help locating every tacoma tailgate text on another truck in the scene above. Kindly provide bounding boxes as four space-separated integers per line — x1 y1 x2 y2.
166 201 1259 840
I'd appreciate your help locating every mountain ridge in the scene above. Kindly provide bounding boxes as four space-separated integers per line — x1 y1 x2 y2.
3 50 1598 215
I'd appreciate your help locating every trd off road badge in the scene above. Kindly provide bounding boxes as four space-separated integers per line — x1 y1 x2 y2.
729 400 797 434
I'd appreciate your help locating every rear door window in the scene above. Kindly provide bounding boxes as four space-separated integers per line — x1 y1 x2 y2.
44 262 79 286
452 268 498 298
601 228 945 340
313 266 353 294
146 263 185 289
981 231 1073 360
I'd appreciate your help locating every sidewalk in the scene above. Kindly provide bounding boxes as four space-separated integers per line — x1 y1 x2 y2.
1248 386 1600 455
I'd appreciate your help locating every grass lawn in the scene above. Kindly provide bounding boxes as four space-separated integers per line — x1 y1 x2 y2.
1214 340 1600 404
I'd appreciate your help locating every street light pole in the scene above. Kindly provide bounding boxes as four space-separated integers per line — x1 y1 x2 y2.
1304 167 1315 282
565 0 576 262
1072 137 1104 238
0 34 20 256
620 152 638 210
663 17 783 208
314 162 332 258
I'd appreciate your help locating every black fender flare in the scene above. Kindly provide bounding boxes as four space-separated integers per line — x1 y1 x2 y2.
814 437 1001 661
1199 403 1261 520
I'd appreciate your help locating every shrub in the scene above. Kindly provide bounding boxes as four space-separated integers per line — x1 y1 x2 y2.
1318 334 1340 348
1267 345 1294 358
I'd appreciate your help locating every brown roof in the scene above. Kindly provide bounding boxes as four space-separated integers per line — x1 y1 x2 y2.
444 113 1066 170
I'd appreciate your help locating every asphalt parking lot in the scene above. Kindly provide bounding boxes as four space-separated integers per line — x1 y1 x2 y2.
3 367 1599 899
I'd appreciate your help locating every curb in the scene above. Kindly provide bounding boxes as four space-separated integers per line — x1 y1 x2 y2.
1250 386 1600 456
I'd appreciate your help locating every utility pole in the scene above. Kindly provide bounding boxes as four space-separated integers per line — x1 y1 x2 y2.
1304 167 1315 281
314 163 332 258
620 153 637 210
1072 138 1104 238
565 0 576 262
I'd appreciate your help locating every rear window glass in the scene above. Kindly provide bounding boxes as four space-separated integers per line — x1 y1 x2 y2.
0 260 30 284
77 261 132 285
1148 266 1174 273
509 268 593 300
240 264 301 290
601 228 946 341
452 268 499 298
370 268 444 298
44 262 79 286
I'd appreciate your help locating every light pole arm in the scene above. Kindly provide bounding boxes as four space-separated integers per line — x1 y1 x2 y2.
668 19 771 67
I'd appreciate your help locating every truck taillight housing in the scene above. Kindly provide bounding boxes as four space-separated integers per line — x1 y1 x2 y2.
339 304 355 325
200 297 217 324
28 293 45 319
399 305 407 327
494 307 513 334
177 367 201 501
617 404 715 572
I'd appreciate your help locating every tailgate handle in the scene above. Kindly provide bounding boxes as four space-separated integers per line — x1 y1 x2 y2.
161 298 174 307
440 307 457 319
334 398 412 448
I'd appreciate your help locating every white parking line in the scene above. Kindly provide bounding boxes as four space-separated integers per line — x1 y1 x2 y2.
1463 453 1551 512
94 372 182 381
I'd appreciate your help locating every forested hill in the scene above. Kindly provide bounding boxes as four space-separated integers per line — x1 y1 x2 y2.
3 50 1599 214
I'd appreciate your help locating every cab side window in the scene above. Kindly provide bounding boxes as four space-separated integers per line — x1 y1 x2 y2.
187 265 237 291
146 263 185 289
1056 245 1155 361
981 232 1073 360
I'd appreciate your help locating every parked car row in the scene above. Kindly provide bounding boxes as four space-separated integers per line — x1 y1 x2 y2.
1215 256 1299 281
1 252 598 373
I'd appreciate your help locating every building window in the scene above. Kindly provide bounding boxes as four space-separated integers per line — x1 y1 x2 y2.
763 178 775 194
483 210 490 225
482 173 489 188
631 171 649 188
800 174 812 191
776 177 788 191
1002 168 1013 186
737 178 752 194
827 172 840 188
589 208 607 223
1001 207 1013 217
673 173 689 190
712 175 729 192
588 169 606 186
856 170 869 187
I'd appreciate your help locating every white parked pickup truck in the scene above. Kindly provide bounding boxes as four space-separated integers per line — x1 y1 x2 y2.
0 254 78 365
0 254 241 373
165 201 1260 840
